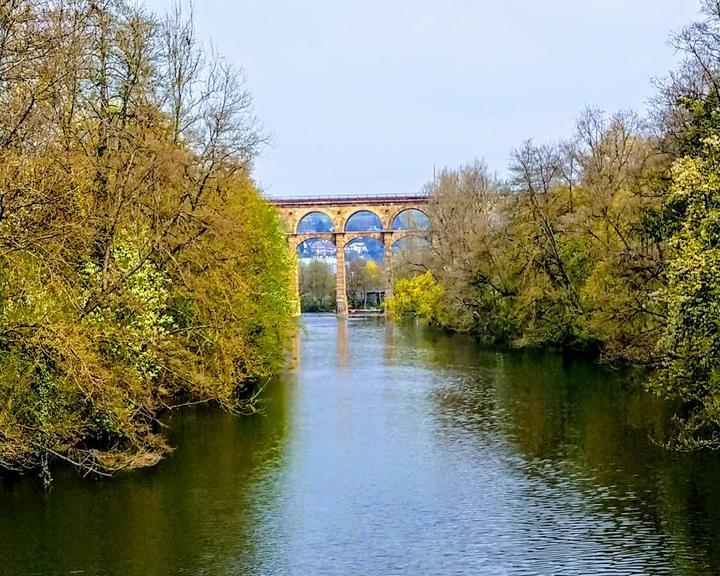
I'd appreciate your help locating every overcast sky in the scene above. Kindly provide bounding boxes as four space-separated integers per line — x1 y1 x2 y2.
143 0 700 198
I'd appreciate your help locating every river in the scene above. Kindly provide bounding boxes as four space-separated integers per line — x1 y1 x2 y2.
2 315 720 575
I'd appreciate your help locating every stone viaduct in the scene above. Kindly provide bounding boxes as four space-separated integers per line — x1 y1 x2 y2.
270 194 429 316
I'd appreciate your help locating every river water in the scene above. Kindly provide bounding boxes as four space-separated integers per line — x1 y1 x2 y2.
2 315 720 575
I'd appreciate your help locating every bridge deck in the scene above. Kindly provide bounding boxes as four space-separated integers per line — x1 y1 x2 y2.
268 194 429 207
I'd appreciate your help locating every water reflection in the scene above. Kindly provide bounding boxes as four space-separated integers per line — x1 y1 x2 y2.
290 324 301 369
401 326 720 575
0 376 291 576
1 316 720 575
337 316 348 370
384 318 396 363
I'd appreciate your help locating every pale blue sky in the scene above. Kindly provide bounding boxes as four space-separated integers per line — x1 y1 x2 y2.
143 0 700 198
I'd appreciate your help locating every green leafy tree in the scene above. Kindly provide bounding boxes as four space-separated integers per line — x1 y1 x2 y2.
655 135 720 447
386 271 449 325
346 258 383 309
299 260 336 312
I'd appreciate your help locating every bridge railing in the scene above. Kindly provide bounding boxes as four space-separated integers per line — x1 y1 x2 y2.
268 193 429 205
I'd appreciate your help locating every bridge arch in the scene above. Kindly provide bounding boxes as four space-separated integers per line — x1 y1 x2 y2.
295 238 338 314
343 210 383 233
296 211 335 234
390 208 430 231
344 237 386 311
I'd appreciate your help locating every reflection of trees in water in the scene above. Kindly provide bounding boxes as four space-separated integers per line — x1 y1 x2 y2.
399 323 720 574
0 379 293 576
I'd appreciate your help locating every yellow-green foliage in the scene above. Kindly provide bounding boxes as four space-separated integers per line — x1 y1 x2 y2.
173 178 295 404
386 271 449 325
653 135 720 448
0 0 293 479
299 260 336 312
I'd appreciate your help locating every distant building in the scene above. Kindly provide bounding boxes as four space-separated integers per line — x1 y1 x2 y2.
346 243 367 256
299 255 337 273
298 237 384 265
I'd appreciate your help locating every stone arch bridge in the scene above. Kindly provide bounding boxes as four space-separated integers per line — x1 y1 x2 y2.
270 194 429 316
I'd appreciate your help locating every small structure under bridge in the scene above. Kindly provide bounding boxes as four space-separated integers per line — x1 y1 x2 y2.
269 194 430 316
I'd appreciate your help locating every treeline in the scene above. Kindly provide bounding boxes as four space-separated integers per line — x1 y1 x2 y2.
388 0 720 449
0 0 293 481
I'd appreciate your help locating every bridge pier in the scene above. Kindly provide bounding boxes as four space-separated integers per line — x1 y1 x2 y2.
335 234 349 317
383 233 394 302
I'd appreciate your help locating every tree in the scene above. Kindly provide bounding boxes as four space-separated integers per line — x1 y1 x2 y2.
346 258 383 309
641 0 720 447
0 0 292 481
508 140 584 348
653 0 720 158
390 114 668 358
423 161 514 336
392 236 431 280
572 109 669 362
299 260 336 312
386 271 448 325
655 134 720 448
383 0 720 450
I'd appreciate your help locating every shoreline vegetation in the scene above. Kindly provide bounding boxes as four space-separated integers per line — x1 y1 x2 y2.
387 0 720 450
0 1 294 483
